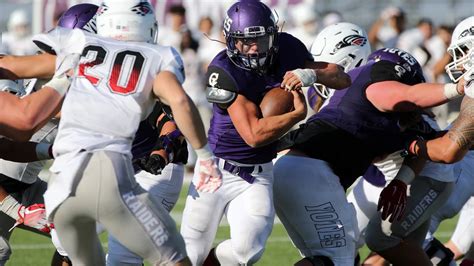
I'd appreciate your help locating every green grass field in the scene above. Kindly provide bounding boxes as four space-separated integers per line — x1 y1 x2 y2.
7 182 458 265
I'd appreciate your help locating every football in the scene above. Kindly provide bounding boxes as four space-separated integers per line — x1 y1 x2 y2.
260 87 294 117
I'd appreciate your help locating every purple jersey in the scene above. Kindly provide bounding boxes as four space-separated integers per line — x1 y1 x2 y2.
279 59 429 188
207 33 311 164
311 60 413 156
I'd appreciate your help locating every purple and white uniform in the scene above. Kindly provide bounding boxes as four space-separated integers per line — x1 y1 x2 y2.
181 31 311 265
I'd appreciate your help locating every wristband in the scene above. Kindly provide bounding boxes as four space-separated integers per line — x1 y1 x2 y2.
292 69 318 87
394 165 416 185
195 144 213 160
42 74 71 97
443 83 461 100
36 143 53 160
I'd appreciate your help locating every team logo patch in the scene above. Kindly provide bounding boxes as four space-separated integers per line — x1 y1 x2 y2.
208 72 219 88
332 35 367 54
132 2 153 16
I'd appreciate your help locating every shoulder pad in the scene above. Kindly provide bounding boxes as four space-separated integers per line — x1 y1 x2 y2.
206 66 238 105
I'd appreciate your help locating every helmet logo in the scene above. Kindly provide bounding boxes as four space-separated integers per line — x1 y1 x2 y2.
132 2 153 16
209 72 219 87
332 35 367 54
459 26 474 39
97 4 108 15
224 16 232 32
394 65 406 78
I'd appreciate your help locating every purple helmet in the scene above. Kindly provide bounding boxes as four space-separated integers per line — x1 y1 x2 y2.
368 47 425 84
223 0 279 74
57 3 98 33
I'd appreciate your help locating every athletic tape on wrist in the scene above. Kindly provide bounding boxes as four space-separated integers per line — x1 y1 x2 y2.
293 69 318 87
195 143 213 160
443 83 461 100
42 74 71 96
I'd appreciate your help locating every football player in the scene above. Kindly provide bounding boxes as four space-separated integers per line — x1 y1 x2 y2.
34 0 220 264
408 16 474 163
179 1 350 265
273 22 371 266
276 44 464 265
1 3 191 265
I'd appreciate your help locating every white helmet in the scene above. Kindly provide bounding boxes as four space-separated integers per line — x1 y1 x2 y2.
0 79 26 96
96 0 158 43
445 16 474 83
310 22 371 72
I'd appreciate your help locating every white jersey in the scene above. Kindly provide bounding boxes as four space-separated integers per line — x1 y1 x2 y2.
35 28 185 216
34 28 184 158
0 119 58 184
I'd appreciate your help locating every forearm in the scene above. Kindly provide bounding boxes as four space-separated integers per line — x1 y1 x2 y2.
168 95 207 150
368 81 461 112
404 83 453 109
1 88 63 141
0 54 55 79
0 139 42 162
414 136 467 164
250 112 302 147
306 61 351 89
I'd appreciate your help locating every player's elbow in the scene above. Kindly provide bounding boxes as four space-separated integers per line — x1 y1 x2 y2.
437 148 465 164
240 133 261 148
167 92 189 108
244 134 270 148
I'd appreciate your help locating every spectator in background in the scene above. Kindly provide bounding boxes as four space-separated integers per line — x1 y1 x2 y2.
198 16 214 39
158 4 187 49
0 9 37 56
322 10 343 28
368 6 406 49
425 25 454 82
197 17 226 72
397 18 433 56
424 25 461 129
287 3 319 49
179 27 212 172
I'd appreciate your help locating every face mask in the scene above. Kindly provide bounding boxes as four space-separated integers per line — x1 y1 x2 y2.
465 68 474 98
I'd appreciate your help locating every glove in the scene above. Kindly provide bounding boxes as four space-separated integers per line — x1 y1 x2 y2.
377 179 407 222
10 204 52 234
195 157 222 193
133 154 167 175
